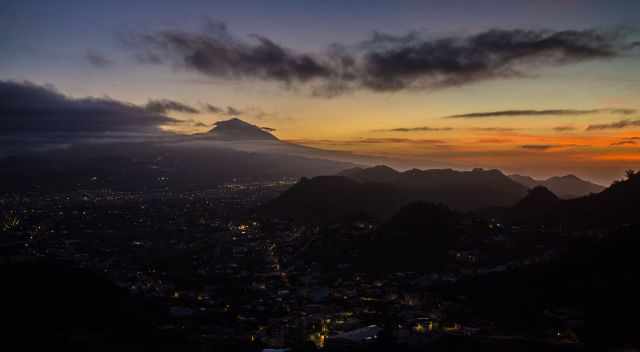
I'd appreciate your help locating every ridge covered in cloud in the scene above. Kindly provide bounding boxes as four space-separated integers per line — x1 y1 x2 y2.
121 21 638 96
446 108 636 119
0 80 179 135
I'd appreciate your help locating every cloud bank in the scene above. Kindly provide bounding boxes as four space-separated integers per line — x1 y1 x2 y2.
0 80 179 135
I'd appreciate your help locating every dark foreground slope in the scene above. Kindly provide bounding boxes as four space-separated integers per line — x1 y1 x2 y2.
442 224 640 350
2 260 193 351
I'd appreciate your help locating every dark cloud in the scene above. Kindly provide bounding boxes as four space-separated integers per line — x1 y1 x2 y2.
477 138 512 143
520 144 558 150
610 140 637 146
204 104 224 114
226 106 243 116
204 104 243 116
145 99 200 114
0 80 179 135
607 108 638 115
471 127 520 132
192 121 209 128
121 20 331 85
122 22 638 95
610 137 640 146
520 144 579 150
85 49 115 68
359 28 635 92
358 31 422 50
447 108 635 119
372 126 453 132
248 108 293 122
553 125 577 132
586 119 640 130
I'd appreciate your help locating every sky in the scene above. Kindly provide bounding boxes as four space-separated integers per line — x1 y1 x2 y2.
2 0 640 184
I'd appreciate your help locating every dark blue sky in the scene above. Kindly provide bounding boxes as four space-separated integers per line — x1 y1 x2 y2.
3 0 639 54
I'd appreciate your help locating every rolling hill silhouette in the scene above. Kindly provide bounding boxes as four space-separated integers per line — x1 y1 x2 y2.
263 166 529 222
509 174 604 199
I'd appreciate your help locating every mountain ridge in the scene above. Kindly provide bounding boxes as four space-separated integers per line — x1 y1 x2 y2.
509 173 605 199
262 165 530 222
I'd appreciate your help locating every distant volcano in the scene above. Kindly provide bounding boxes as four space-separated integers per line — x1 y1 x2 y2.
200 118 278 141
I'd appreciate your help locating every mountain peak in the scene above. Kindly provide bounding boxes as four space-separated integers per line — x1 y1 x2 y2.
204 118 278 141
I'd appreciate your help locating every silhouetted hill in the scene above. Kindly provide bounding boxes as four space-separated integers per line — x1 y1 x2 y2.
296 201 466 274
339 165 401 183
560 170 640 227
507 186 560 224
380 201 458 233
510 174 604 199
260 176 407 223
361 202 462 271
514 186 560 211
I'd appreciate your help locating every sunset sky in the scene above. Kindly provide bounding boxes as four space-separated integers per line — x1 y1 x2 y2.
2 0 640 183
